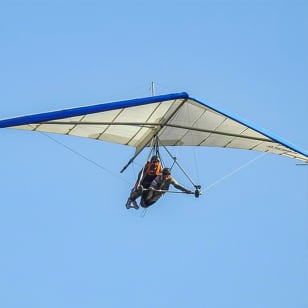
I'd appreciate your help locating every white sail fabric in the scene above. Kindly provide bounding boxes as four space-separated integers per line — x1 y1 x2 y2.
1 92 307 162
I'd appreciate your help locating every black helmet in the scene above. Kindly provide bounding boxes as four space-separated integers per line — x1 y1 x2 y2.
162 167 171 175
151 155 160 162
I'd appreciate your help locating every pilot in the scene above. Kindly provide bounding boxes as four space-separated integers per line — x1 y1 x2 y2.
125 155 162 209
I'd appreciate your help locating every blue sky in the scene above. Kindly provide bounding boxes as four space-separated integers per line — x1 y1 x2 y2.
0 1 307 307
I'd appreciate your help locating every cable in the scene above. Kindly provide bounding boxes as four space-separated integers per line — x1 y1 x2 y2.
39 132 132 185
140 208 148 218
204 152 267 192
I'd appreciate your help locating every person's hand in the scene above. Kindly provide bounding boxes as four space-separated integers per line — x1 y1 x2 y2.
136 185 144 194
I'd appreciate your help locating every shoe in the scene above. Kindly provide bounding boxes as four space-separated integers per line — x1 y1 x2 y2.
126 198 132 209
132 200 139 210
125 199 139 210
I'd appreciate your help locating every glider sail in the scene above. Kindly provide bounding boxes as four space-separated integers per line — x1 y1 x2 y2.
0 92 307 163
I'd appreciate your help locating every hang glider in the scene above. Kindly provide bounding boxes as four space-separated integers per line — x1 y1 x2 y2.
0 92 307 167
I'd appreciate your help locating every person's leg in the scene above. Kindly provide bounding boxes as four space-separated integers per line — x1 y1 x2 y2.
126 189 140 209
143 192 162 207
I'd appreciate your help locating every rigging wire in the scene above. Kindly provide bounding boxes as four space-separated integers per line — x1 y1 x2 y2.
204 152 267 192
139 153 268 217
140 207 148 218
39 132 132 185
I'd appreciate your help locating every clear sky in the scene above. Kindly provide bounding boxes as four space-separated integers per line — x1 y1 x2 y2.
0 1 307 307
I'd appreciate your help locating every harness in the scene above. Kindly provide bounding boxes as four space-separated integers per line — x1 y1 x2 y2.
144 161 161 177
135 135 201 197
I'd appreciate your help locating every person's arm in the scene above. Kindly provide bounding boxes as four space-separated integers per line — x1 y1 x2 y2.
170 178 193 194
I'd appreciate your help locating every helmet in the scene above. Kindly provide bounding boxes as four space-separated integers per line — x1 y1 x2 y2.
162 167 171 175
151 155 160 162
